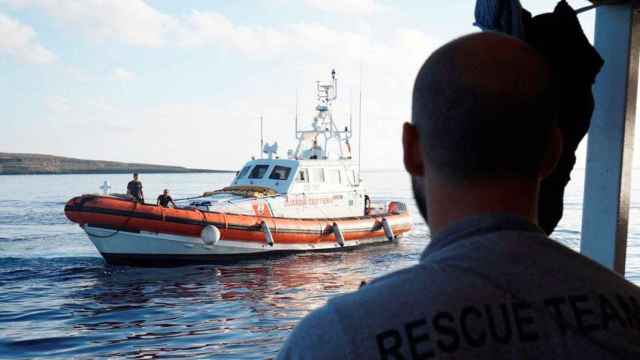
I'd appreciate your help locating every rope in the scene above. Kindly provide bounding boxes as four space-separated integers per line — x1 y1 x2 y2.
83 201 137 238
193 207 208 227
173 195 204 201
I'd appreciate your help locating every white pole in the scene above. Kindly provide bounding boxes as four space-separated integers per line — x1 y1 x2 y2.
581 4 639 274
260 116 264 159
358 63 363 182
350 88 353 135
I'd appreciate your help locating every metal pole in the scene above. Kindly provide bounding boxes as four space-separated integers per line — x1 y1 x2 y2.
260 116 264 159
358 63 363 182
581 3 640 274
350 88 354 137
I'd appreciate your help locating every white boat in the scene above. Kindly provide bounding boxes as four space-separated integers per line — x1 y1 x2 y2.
65 70 412 266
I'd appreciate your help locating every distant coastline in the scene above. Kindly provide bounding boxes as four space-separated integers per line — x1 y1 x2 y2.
0 152 235 175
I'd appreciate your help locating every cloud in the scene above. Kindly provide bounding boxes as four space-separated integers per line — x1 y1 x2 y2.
0 12 55 63
4 1 405 59
3 1 435 94
7 0 173 47
3 1 439 169
112 67 136 81
304 0 387 15
44 95 71 113
178 10 290 55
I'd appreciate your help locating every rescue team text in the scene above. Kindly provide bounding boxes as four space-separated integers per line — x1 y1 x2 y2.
376 292 640 359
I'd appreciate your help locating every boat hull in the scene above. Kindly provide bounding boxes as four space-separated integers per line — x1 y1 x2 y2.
65 195 412 265
85 225 394 266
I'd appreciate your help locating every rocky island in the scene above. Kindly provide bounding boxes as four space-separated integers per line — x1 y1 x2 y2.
0 153 233 175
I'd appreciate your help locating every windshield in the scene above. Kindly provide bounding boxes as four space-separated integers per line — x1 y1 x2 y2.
249 165 270 179
269 166 291 180
236 165 251 179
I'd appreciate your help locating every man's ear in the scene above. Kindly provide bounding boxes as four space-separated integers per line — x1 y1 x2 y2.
403 122 425 176
540 126 563 180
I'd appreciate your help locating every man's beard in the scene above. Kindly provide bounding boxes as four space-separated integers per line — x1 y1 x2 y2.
411 176 428 223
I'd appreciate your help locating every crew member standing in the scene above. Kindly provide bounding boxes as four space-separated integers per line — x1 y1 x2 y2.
157 189 177 208
127 173 144 203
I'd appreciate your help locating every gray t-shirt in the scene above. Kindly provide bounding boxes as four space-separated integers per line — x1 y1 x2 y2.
278 215 640 359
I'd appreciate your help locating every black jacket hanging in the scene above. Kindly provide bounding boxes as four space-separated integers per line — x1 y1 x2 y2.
475 0 604 234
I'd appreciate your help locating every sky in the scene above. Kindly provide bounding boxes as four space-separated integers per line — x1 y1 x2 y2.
0 0 598 170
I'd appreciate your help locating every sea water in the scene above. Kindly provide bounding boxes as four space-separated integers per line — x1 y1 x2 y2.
1 169 640 359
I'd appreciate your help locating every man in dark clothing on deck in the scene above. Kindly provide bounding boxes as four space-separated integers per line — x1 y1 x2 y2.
278 32 640 359
127 173 144 203
157 189 176 208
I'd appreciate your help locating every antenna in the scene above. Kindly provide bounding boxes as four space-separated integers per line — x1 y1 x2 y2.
292 69 349 160
358 63 363 182
260 115 264 159
332 69 337 100
349 88 353 137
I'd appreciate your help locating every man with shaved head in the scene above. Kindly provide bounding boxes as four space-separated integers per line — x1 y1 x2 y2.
278 33 640 359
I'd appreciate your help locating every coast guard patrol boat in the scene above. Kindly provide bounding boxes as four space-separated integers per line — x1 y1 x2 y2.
64 71 412 266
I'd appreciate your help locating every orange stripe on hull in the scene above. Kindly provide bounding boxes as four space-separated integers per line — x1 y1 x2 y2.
65 195 412 244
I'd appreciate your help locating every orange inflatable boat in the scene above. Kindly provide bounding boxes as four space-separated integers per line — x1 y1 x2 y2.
65 194 412 265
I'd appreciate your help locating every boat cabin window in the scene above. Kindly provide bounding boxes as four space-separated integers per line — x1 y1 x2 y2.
310 168 325 183
296 169 309 183
327 169 341 184
269 166 291 180
249 165 270 179
237 165 251 179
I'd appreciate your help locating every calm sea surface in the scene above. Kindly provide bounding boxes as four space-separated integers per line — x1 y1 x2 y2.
2 169 640 359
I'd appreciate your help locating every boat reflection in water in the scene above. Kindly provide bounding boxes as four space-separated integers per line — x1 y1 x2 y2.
49 238 423 359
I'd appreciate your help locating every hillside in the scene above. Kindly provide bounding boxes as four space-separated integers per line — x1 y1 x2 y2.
0 153 233 175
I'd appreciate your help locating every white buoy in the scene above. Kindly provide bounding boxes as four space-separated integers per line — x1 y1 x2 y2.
201 225 220 246
99 180 111 195
332 222 345 247
381 218 394 241
262 221 274 246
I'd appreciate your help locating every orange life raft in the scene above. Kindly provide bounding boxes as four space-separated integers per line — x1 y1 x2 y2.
65 195 412 244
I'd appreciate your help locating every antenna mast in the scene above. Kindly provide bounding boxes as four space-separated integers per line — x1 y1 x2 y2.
350 88 353 142
260 115 264 159
358 63 363 182
292 69 351 160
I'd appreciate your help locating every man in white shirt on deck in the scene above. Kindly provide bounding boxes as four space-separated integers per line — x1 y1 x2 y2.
277 32 640 359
